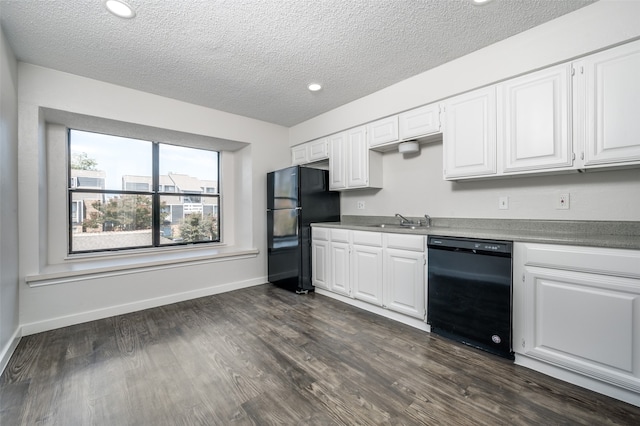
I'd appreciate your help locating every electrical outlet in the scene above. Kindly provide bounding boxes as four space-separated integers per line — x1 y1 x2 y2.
557 193 570 210
498 196 509 210
357 201 365 210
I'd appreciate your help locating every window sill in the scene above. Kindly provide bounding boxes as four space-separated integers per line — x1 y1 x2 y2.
25 245 260 287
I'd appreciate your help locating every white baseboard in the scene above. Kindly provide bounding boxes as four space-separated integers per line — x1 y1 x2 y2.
20 277 267 336
515 354 640 408
0 327 22 376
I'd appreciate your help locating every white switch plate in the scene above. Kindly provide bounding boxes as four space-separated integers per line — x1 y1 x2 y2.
498 196 509 210
357 201 365 210
557 193 570 210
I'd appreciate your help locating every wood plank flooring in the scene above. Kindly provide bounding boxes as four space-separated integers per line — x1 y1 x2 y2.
2 283 639 425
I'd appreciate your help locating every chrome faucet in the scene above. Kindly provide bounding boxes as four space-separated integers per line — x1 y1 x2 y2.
395 213 431 228
395 213 412 226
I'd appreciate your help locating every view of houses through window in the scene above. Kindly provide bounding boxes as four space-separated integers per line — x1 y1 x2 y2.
69 130 220 253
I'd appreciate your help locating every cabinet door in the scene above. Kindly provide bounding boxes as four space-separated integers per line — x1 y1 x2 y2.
352 245 384 305
399 103 440 140
384 248 425 319
311 239 330 290
582 40 640 166
291 144 308 165
328 132 347 190
308 138 329 162
499 63 573 173
330 241 351 296
443 86 497 179
513 243 640 394
368 116 399 147
346 126 369 188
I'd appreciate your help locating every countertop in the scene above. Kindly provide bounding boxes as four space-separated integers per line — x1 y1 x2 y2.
312 216 640 250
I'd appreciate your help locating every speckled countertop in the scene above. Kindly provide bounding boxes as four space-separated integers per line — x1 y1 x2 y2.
312 216 640 250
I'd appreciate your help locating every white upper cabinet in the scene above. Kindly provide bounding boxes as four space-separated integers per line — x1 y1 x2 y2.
291 138 329 165
368 103 441 151
443 86 497 179
329 126 382 190
367 116 399 148
399 103 441 140
328 132 347 190
291 144 309 165
580 40 640 167
308 138 329 162
346 126 369 188
498 63 573 173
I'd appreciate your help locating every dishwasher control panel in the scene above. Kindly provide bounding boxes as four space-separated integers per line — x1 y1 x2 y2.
428 236 512 254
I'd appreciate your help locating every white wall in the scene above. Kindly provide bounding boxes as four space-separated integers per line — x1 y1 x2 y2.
18 64 291 333
290 0 640 222
0 27 20 371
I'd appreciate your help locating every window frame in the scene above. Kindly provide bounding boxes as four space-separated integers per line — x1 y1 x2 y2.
67 129 221 254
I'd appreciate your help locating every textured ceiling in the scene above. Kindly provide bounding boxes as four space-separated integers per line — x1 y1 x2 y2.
0 0 595 127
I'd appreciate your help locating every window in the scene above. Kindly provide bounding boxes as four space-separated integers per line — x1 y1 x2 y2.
68 129 220 253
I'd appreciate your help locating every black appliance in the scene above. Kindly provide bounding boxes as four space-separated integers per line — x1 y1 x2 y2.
427 235 514 359
267 166 340 293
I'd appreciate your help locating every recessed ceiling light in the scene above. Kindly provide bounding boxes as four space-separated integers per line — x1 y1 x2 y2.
471 0 493 5
105 0 136 19
308 83 322 92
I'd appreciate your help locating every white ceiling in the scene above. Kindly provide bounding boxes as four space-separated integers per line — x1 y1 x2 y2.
0 0 595 127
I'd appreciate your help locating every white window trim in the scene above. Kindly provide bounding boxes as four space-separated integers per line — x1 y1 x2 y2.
37 110 255 286
26 245 259 287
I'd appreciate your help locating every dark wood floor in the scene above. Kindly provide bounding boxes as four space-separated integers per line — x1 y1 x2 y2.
2 284 639 425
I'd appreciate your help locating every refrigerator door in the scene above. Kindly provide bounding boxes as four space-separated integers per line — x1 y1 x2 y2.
299 167 341 225
267 166 299 211
267 208 302 290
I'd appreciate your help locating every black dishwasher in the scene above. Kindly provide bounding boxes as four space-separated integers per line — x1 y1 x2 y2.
427 235 514 359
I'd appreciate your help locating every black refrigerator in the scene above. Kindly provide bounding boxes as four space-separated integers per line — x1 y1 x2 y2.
267 166 340 293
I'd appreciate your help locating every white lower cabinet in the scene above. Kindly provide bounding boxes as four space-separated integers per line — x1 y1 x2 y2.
312 227 426 321
329 242 350 296
513 242 640 404
311 228 330 291
351 230 384 305
352 244 384 305
384 247 425 319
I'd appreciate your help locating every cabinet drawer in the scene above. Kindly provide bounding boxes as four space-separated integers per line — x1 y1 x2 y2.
312 227 330 241
385 234 425 252
330 228 350 243
352 230 383 247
